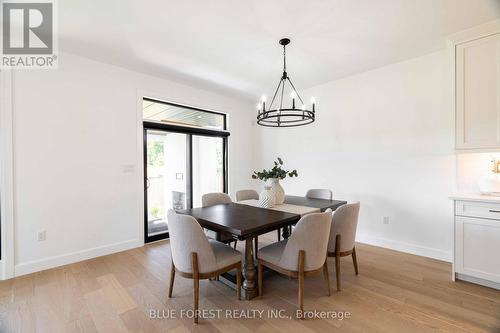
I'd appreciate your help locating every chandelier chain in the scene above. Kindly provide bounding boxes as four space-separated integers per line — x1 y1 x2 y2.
283 44 287 73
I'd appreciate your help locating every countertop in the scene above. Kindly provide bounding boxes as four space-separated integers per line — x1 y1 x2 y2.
449 193 500 203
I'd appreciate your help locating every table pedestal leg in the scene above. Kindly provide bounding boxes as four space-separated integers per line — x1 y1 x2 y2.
242 238 258 300
282 225 291 239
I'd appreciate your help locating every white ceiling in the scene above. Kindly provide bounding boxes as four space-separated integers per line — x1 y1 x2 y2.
143 99 224 129
59 0 500 100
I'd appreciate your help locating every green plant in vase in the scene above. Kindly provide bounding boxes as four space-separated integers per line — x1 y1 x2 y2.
252 157 298 204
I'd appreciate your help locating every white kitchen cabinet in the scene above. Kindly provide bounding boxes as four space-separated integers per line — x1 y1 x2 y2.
450 195 500 289
455 32 500 150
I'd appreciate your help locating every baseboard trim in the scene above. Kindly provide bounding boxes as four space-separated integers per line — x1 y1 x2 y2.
356 234 452 262
455 273 500 290
14 239 143 277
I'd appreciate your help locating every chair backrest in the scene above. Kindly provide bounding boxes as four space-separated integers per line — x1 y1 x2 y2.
167 210 216 273
201 192 232 207
328 202 360 253
235 189 259 201
306 189 333 200
279 209 333 271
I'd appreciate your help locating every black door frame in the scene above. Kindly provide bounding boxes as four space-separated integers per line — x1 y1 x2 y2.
143 118 229 244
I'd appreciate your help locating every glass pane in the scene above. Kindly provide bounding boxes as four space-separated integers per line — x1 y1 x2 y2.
146 130 187 238
192 136 224 208
143 99 225 130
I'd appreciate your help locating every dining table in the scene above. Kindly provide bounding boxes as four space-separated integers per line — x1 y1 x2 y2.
177 195 347 300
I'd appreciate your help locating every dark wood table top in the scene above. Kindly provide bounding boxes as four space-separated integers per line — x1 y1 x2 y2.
177 195 347 240
177 203 300 240
284 195 347 212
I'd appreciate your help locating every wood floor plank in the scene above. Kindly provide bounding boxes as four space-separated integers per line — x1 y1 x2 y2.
64 315 99 333
96 274 137 315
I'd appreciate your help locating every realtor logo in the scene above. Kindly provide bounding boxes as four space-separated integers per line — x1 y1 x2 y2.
1 1 57 68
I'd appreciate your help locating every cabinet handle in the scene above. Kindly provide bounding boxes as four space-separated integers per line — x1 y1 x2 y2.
489 209 500 213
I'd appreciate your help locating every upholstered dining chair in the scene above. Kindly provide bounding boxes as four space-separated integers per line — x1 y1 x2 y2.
327 202 360 291
235 189 259 201
306 188 333 200
167 210 242 324
257 209 333 315
283 188 332 236
202 192 237 248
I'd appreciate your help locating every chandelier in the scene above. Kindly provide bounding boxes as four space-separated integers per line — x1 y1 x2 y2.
257 38 316 127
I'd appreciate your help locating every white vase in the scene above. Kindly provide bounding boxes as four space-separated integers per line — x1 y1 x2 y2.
259 186 275 208
268 178 285 204
478 173 500 196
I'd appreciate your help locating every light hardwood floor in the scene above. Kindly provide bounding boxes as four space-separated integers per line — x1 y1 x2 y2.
1 232 499 333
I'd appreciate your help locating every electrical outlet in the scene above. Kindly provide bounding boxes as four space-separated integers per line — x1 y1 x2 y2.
37 230 46 242
383 216 390 224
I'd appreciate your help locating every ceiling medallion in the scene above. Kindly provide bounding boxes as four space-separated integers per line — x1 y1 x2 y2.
257 38 316 127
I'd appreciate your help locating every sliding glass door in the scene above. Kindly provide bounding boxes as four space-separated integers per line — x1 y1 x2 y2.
144 130 188 242
143 98 228 243
192 135 225 208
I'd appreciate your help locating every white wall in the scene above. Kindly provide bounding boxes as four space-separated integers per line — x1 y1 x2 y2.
8 52 254 276
254 50 455 261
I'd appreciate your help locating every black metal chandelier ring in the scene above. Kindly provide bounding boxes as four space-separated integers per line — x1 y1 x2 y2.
256 38 316 128
257 109 315 127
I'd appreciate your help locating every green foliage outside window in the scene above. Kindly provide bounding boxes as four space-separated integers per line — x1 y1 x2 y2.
148 141 164 167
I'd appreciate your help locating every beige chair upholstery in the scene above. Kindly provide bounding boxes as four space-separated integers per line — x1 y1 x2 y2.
202 192 232 207
201 192 235 244
327 202 360 291
259 208 333 271
167 210 241 274
306 188 333 200
167 210 242 323
258 209 333 313
328 202 360 253
235 189 259 202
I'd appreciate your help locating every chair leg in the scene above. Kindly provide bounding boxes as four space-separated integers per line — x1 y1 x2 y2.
323 261 331 296
168 260 175 298
277 229 281 241
298 250 305 318
258 261 263 296
236 265 242 300
335 234 341 291
352 247 359 275
254 236 258 260
233 241 237 249
191 253 199 324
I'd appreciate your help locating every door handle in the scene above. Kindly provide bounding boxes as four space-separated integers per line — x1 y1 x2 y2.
489 209 500 213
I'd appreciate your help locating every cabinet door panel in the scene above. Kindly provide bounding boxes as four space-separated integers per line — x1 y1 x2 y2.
456 33 500 149
455 216 500 283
